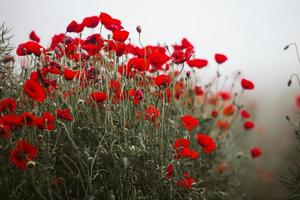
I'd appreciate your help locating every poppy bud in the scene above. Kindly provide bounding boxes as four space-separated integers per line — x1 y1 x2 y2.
136 25 142 33
283 45 290 50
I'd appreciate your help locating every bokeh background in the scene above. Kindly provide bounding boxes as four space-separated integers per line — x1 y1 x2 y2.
1 0 300 199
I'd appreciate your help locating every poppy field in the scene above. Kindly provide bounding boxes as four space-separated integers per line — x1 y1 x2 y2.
0 12 262 199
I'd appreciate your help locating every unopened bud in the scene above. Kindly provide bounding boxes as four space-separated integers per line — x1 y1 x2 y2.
136 25 142 33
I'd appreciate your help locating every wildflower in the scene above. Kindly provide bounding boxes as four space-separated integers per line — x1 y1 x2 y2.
16 41 45 57
82 16 99 28
29 31 40 43
187 59 208 69
154 74 171 87
222 104 235 116
21 112 36 126
250 147 262 159
211 110 218 118
10 139 38 170
240 110 251 119
56 108 74 121
218 91 231 101
64 69 78 81
244 121 255 130
128 58 150 72
241 78 255 90
112 30 129 42
1 114 22 126
144 105 160 122
194 86 203 96
23 79 46 102
35 112 55 130
181 115 199 131
90 91 108 103
216 120 230 130
165 164 174 179
214 53 227 64
196 134 216 154
176 173 196 190
0 97 17 113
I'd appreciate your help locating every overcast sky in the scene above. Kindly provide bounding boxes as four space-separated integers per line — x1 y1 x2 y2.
1 1 300 197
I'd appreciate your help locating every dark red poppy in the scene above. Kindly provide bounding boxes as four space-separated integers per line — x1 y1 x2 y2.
250 147 262 159
21 112 36 126
29 31 40 43
35 112 55 130
144 105 160 122
194 86 204 96
10 139 38 170
173 138 190 150
0 97 17 113
1 114 22 126
215 53 227 64
128 58 150 72
154 74 171 87
187 59 208 69
241 78 255 90
66 20 84 33
56 108 74 121
165 164 174 179
244 121 255 130
241 110 251 119
23 79 46 102
211 110 219 118
112 30 129 42
218 91 231 101
99 12 113 26
181 115 199 131
176 174 196 190
82 16 99 28
196 134 216 154
90 91 108 103
172 47 194 64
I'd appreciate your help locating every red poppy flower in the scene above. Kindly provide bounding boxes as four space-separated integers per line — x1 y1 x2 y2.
144 105 160 122
196 134 216 154
222 104 235 116
90 91 108 103
29 31 40 43
165 164 174 179
82 16 99 28
0 97 17 113
66 20 84 33
218 91 231 101
10 139 38 170
241 110 251 118
23 79 46 102
244 121 255 130
241 78 255 90
176 175 196 190
21 112 36 126
64 69 78 81
0 120 11 138
154 74 171 87
1 114 22 126
56 108 74 121
250 147 262 159
187 59 208 69
194 86 204 96
172 47 194 64
216 120 230 130
211 110 219 118
181 115 199 131
16 41 45 57
173 138 190 150
35 112 55 130
112 30 129 42
99 12 113 26
128 58 150 72
215 53 227 64
180 148 199 160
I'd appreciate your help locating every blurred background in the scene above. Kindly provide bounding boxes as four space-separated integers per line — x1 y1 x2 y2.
1 0 300 199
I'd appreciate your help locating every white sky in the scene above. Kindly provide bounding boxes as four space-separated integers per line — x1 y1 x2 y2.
2 1 300 195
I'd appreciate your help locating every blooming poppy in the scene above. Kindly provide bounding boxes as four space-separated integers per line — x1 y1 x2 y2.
90 91 108 103
82 16 99 28
241 78 255 90
0 97 17 113
241 110 251 119
112 30 129 42
64 69 78 81
165 164 174 179
35 112 55 130
66 20 84 33
56 108 74 121
29 31 40 43
211 110 218 118
99 12 113 26
23 79 46 102
10 139 38 170
196 134 216 154
250 147 262 159
176 174 196 190
244 121 255 130
216 120 230 130
16 41 45 57
144 105 160 122
172 47 194 64
214 53 227 64
187 59 208 69
218 91 231 101
222 104 235 116
154 74 171 87
194 86 204 96
181 115 199 131
128 58 150 72
21 112 36 126
1 114 22 127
